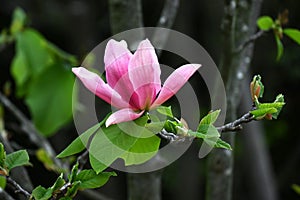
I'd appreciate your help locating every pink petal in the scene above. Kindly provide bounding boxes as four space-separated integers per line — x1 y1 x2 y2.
127 39 161 109
105 108 144 127
151 64 201 108
72 67 128 108
104 39 133 88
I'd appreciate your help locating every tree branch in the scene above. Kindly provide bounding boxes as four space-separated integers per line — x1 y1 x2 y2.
5 176 31 199
217 112 254 132
0 92 66 171
235 30 265 53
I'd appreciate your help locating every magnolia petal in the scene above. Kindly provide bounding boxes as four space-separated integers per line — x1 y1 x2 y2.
72 67 128 108
104 39 133 88
128 39 161 109
151 64 201 108
105 108 144 127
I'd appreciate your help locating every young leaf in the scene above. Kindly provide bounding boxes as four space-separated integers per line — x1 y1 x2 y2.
272 94 285 119
5 150 30 171
198 110 220 127
36 149 60 172
283 28 300 45
65 181 80 198
275 34 284 61
75 170 116 190
214 139 232 150
50 174 65 192
69 163 79 183
250 107 277 119
31 185 53 200
257 16 274 31
156 106 174 118
57 123 101 158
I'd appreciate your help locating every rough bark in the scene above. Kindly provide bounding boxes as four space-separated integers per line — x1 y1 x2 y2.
206 0 263 200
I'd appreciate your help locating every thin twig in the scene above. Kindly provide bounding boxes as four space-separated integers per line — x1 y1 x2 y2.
235 30 265 53
5 176 31 198
217 112 254 132
0 92 66 171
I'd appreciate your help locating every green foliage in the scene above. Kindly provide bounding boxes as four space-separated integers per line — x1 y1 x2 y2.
283 28 300 45
5 150 31 170
0 143 31 176
257 13 300 61
257 16 274 31
75 170 116 189
36 149 60 172
1 7 79 136
249 75 285 120
292 184 300 195
31 185 53 200
156 106 174 118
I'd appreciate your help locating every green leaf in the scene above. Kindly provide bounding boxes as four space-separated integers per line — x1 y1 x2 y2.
75 170 116 190
31 185 53 200
292 184 300 195
257 16 274 31
275 34 284 61
65 181 80 198
156 106 173 118
25 62 75 136
36 149 59 172
50 174 65 192
0 175 6 189
283 28 300 45
69 163 79 183
10 7 27 35
0 143 6 167
250 107 277 119
272 94 285 119
198 110 220 127
57 123 101 158
5 150 30 170
214 139 232 150
89 116 160 173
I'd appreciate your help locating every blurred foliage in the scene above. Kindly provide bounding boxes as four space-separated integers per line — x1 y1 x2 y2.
1 8 78 136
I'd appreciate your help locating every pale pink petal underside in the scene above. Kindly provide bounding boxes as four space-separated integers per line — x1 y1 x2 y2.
151 64 201 108
72 67 128 108
128 39 161 109
104 39 133 88
105 108 144 127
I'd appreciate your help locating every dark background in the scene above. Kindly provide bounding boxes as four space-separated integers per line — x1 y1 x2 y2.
1 0 300 199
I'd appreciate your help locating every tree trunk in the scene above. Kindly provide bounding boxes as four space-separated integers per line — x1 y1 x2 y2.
206 0 263 199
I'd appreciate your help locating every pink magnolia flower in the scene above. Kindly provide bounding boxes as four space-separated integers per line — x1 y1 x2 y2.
72 39 200 127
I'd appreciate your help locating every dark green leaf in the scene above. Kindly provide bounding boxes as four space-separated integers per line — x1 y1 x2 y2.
75 170 116 189
283 28 300 45
57 123 101 158
275 34 284 61
31 185 53 200
156 106 173 118
5 150 30 170
257 16 274 31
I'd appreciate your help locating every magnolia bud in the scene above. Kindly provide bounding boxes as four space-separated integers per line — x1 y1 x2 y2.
250 75 264 102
